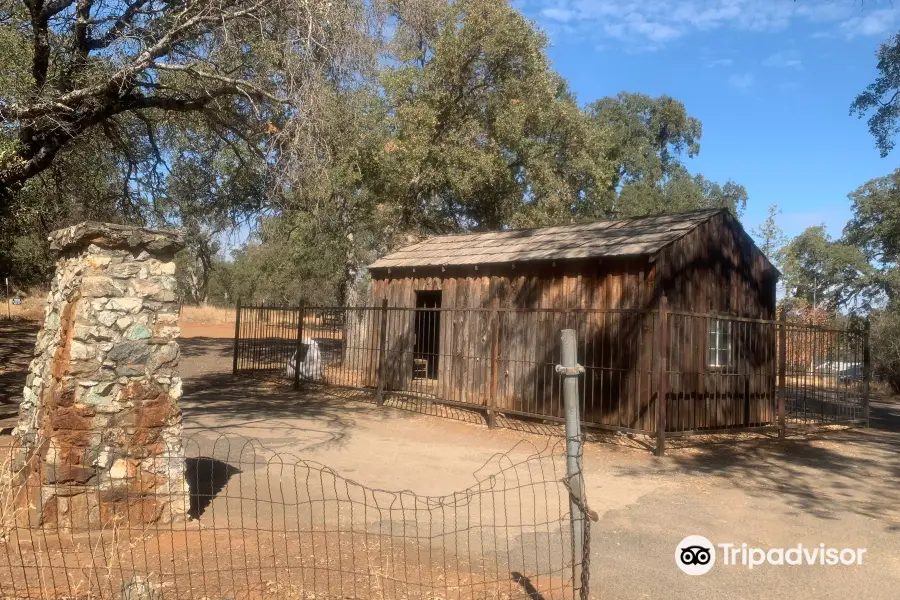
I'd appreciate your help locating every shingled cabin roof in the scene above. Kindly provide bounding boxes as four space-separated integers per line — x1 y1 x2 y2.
369 209 733 270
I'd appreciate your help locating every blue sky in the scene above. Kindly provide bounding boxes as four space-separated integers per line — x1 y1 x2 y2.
513 0 900 239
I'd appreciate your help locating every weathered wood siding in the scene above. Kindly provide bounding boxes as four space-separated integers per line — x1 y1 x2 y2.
655 211 779 430
370 258 658 430
367 211 778 432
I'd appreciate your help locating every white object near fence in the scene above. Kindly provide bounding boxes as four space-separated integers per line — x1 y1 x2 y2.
285 338 324 381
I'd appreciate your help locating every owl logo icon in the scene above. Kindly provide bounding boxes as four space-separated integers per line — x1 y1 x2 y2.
676 536 716 575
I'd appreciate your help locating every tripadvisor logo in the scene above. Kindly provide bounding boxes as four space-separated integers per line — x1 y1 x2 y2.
676 536 867 575
676 535 716 575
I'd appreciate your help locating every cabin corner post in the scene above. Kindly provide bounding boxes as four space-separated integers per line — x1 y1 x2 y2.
778 310 787 439
232 299 242 375
487 298 500 428
863 318 871 429
293 301 305 391
655 296 669 457
375 297 389 406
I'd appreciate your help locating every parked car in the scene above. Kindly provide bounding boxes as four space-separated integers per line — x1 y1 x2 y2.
839 364 863 384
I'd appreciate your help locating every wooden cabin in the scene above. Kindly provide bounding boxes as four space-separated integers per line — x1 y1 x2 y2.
364 209 779 433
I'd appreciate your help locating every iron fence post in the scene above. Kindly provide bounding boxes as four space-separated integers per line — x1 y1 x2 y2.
488 298 500 428
293 301 306 390
232 300 242 375
558 328 585 594
863 319 871 428
655 296 669 457
376 298 389 406
778 310 787 439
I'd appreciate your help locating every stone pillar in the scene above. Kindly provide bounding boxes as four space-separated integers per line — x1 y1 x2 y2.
14 222 188 527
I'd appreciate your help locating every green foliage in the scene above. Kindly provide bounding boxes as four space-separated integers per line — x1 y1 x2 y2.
616 166 747 218
782 226 876 312
379 0 613 232
851 33 900 157
844 169 900 267
0 0 371 206
870 308 900 392
217 218 344 306
751 203 788 268
588 93 745 218
0 0 754 304
589 92 701 190
154 116 269 304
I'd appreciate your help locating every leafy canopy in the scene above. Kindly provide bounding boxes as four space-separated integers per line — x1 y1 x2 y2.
851 33 900 157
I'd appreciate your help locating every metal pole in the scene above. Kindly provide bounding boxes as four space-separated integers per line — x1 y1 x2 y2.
557 328 585 593
655 296 669 457
293 301 306 390
778 310 787 439
863 319 871 428
5 277 10 321
488 297 500 428
232 300 242 375
375 298 389 406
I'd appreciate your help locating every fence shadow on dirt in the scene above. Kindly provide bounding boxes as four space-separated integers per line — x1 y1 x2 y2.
650 425 900 531
1 431 586 600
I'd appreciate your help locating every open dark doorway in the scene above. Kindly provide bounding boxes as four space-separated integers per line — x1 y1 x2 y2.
414 291 441 379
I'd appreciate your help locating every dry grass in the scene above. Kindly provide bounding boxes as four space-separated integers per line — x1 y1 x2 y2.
1 296 45 322
180 305 235 326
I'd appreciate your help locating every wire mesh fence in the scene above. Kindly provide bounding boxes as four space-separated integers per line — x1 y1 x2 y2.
0 431 586 599
233 303 870 440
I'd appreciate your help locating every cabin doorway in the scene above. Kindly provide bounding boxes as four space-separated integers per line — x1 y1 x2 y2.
414 290 441 379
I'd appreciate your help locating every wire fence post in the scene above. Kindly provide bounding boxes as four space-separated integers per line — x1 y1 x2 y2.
376 298 389 406
557 328 586 595
778 310 787 439
488 298 500 428
232 300 242 375
863 318 871 428
655 296 669 457
293 301 306 390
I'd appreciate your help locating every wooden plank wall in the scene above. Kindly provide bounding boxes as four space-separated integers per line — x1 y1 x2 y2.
657 211 779 430
368 213 779 432
370 258 657 430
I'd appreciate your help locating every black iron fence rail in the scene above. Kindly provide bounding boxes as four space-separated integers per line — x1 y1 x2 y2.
233 300 870 454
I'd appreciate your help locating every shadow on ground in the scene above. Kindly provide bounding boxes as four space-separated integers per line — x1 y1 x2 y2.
629 416 900 530
185 456 241 519
0 320 38 421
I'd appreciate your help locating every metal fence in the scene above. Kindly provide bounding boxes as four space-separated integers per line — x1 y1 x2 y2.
0 431 587 599
233 301 870 455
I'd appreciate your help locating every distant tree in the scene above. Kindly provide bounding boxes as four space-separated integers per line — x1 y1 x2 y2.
870 307 900 392
616 166 747 218
378 0 613 233
588 92 701 192
851 32 900 156
844 170 900 270
223 218 344 306
153 118 268 305
587 93 746 218
782 226 875 312
751 203 788 268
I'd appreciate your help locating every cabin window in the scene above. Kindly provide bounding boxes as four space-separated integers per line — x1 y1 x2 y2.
707 319 732 369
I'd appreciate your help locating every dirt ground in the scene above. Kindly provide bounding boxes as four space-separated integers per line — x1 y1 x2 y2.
2 317 899 599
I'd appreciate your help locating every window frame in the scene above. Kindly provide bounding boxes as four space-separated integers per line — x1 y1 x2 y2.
707 317 733 370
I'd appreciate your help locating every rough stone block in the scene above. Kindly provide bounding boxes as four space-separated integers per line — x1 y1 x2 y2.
126 324 152 340
107 297 143 313
15 221 187 528
81 276 123 298
70 340 96 360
